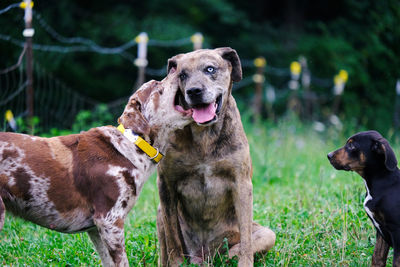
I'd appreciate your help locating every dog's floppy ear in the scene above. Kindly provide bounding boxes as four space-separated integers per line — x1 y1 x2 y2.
167 54 183 74
215 47 242 82
372 138 398 171
118 91 151 136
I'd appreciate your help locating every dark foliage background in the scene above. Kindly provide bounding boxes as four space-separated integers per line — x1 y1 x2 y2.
1 0 399 132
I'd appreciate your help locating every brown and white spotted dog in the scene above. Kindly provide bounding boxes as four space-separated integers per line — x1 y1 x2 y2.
156 48 276 266
0 73 192 267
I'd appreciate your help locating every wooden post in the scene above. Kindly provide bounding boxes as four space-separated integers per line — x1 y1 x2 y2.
288 61 301 115
253 57 266 119
5 110 17 131
22 0 34 131
265 85 275 121
332 69 348 115
299 56 312 119
191 33 203 51
134 32 148 91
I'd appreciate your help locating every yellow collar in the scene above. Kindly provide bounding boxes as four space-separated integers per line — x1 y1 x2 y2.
117 124 163 163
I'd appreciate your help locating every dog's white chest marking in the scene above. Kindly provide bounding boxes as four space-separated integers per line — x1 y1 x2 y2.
363 180 383 235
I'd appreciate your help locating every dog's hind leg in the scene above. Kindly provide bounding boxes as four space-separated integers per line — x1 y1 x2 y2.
251 222 276 254
228 222 275 259
0 196 5 231
391 230 400 267
88 228 113 267
371 232 389 267
92 215 129 267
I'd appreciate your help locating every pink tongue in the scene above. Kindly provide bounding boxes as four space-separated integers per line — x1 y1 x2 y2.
175 105 186 113
192 103 217 123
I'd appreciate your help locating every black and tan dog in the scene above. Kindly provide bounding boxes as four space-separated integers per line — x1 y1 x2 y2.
328 130 400 267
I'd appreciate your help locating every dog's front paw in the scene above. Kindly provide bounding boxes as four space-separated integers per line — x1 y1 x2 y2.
168 254 185 267
190 256 203 265
238 257 253 267
228 244 240 258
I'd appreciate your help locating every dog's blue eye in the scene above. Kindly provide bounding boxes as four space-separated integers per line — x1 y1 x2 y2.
179 73 186 80
205 66 215 74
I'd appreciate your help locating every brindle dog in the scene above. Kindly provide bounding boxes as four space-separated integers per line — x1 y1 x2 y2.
156 47 276 266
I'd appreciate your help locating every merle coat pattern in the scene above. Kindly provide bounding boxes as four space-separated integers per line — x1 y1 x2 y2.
0 74 192 267
156 48 276 266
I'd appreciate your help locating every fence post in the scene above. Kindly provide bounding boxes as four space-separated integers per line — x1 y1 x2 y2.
5 110 17 131
288 61 301 115
332 69 348 115
253 57 266 119
394 79 400 130
191 33 203 51
299 56 312 119
134 32 148 91
265 85 275 121
22 0 34 132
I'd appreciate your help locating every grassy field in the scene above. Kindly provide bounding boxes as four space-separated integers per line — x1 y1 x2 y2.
0 115 395 266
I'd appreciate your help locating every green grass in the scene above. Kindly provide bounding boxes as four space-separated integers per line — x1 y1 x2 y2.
0 115 395 266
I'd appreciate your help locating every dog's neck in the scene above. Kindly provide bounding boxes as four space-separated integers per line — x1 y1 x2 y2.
362 168 399 196
115 125 170 165
101 126 157 184
147 127 177 155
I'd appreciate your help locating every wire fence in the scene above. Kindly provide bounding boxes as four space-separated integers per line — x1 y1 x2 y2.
0 3 360 133
0 61 100 131
0 2 19 15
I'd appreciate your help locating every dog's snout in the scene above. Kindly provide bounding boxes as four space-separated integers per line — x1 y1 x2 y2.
186 87 203 97
327 152 333 160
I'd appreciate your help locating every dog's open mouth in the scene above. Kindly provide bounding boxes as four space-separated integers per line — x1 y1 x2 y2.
174 90 192 117
337 165 352 171
343 165 352 171
174 91 222 125
191 94 222 125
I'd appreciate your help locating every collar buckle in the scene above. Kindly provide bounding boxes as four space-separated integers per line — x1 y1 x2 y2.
117 124 163 163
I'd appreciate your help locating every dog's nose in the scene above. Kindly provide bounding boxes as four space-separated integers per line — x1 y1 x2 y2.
327 152 333 160
186 87 203 97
